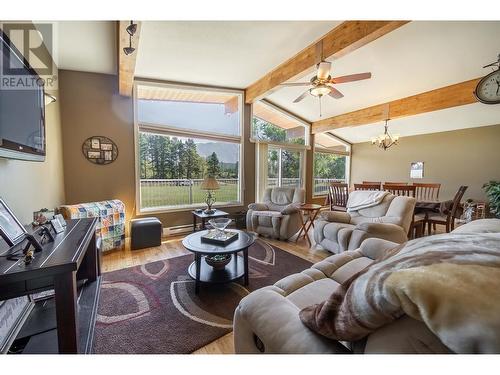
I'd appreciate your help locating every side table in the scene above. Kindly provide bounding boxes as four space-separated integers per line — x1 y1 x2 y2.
295 204 322 247
191 209 229 231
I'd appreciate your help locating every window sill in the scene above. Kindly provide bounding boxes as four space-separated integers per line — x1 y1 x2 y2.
137 202 245 215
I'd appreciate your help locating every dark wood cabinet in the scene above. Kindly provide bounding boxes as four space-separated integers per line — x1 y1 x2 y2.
0 219 101 354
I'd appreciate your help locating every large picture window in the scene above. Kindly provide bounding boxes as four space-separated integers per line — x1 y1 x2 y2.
135 83 243 212
313 133 350 197
252 101 309 201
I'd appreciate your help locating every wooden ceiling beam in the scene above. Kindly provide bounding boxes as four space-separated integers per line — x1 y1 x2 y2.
118 21 141 96
312 78 481 134
244 21 409 104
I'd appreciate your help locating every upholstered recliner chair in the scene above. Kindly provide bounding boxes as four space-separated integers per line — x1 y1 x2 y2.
314 193 415 253
246 187 305 240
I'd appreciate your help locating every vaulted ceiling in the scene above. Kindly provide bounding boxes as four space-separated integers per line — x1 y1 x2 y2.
53 20 500 143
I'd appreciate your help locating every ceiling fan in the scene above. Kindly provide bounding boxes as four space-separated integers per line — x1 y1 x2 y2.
280 61 372 116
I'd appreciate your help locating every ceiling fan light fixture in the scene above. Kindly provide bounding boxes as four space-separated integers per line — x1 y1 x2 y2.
309 84 331 97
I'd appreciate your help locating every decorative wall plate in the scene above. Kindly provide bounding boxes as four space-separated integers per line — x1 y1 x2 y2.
82 136 118 165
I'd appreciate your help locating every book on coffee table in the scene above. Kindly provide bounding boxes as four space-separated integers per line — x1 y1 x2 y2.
201 230 239 246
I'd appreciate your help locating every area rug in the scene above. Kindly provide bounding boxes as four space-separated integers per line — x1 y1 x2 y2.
93 239 312 354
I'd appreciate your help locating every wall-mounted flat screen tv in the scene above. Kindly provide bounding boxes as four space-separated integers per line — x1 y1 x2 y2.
0 29 46 162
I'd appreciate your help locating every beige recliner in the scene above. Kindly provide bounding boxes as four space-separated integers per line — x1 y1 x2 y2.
234 219 500 354
314 193 415 253
246 187 305 240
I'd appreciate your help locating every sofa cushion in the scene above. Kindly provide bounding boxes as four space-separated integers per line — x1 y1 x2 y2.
287 278 340 309
451 218 500 234
322 222 355 241
270 187 295 205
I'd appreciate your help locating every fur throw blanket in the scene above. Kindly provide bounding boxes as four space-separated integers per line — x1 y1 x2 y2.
346 190 389 212
299 232 500 353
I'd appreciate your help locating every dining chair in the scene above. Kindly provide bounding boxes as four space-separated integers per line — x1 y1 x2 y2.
413 183 441 201
327 183 349 211
384 181 408 185
383 184 416 197
426 186 468 234
382 184 421 239
354 183 381 191
362 181 381 189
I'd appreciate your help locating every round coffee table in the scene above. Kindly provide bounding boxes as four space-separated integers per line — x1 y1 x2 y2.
182 230 255 294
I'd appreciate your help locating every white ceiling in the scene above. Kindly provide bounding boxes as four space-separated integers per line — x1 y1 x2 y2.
135 21 340 88
50 20 500 143
54 21 116 74
268 21 500 121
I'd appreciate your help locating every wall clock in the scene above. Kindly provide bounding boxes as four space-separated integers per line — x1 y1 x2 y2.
474 54 500 104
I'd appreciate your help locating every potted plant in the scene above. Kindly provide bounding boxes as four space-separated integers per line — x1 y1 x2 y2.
483 181 500 218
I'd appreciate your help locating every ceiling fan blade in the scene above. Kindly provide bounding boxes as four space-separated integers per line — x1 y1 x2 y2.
293 90 310 103
328 87 344 99
331 72 372 84
279 82 312 87
317 61 331 80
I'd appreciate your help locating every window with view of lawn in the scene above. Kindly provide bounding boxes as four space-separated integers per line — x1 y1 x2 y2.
313 132 350 196
135 83 243 212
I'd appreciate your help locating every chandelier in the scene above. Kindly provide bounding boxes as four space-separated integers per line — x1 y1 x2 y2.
371 119 399 150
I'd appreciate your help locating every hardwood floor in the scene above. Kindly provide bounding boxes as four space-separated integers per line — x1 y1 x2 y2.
101 228 328 354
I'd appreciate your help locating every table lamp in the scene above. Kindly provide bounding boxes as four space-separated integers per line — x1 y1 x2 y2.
201 177 220 214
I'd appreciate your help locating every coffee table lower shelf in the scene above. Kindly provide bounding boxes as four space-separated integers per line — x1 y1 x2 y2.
188 255 245 284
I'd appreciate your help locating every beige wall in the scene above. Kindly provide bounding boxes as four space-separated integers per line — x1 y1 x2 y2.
0 26 65 225
59 70 255 230
351 124 500 201
59 70 136 228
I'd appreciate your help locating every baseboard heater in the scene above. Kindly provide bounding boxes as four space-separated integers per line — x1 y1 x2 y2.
163 224 193 237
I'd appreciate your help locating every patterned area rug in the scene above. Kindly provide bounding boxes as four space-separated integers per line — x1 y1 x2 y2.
93 239 312 354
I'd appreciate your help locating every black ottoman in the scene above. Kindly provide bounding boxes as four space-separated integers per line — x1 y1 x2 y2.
131 217 162 250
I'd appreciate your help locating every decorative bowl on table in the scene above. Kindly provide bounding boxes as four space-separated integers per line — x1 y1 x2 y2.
205 254 232 270
208 218 232 238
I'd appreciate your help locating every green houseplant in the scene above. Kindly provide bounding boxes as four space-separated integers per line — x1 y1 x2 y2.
483 181 500 218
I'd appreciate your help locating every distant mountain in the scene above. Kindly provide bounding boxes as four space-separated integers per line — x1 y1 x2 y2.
196 142 239 164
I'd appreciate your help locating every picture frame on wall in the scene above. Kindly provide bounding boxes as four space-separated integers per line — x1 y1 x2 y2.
87 151 101 159
101 143 113 151
410 161 424 179
91 138 100 149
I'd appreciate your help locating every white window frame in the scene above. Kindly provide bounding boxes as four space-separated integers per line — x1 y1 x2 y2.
251 101 309 201
134 80 245 214
312 132 351 197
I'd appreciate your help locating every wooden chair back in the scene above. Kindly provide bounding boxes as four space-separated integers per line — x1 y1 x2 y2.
354 183 381 191
384 182 408 185
328 183 349 210
362 181 381 189
383 184 416 197
449 186 468 223
413 183 441 201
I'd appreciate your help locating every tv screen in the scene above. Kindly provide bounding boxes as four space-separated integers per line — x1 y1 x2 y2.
0 30 46 162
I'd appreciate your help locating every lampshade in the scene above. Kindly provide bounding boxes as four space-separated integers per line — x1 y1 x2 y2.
201 177 220 190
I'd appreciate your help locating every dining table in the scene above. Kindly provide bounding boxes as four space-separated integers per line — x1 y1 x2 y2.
415 199 462 218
